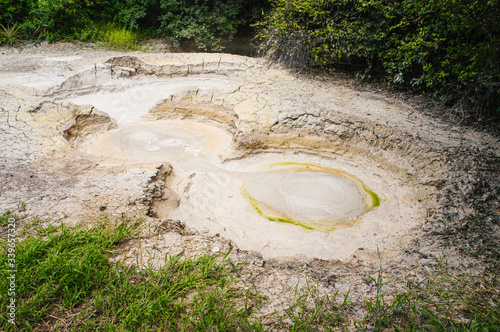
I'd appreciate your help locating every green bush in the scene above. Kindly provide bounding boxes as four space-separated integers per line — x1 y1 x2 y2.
256 0 500 119
26 0 91 41
116 0 161 30
117 0 266 51
158 0 247 51
0 0 29 26
0 0 126 42
0 0 266 50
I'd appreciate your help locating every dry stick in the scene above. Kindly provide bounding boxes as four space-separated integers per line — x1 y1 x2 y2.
48 314 67 326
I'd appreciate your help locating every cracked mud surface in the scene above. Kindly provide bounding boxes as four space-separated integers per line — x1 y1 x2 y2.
1 42 499 320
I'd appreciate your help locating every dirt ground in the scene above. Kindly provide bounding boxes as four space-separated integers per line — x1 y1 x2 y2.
1 42 499 325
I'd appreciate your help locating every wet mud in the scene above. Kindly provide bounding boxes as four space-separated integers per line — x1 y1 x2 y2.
1 43 498 319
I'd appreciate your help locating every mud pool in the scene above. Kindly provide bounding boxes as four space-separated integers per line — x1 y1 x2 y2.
2 50 497 264
48 55 423 260
2 44 499 331
76 114 408 260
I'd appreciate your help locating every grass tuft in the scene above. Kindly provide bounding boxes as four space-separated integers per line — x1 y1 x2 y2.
101 26 140 51
279 281 350 330
0 210 19 226
0 23 23 45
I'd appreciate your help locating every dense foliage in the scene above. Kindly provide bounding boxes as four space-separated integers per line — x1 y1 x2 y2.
1 0 498 118
0 0 266 50
0 0 119 42
116 0 266 50
256 0 500 119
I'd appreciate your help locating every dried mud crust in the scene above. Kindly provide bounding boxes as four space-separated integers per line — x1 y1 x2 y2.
0 43 499 318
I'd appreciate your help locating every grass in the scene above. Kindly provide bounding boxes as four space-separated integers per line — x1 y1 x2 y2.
1 210 498 331
353 262 500 332
0 216 262 331
0 210 19 226
99 25 141 51
0 218 136 329
279 281 350 331
76 251 262 331
0 23 23 45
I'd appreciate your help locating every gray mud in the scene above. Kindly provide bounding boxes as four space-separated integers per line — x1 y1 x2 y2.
1 42 499 320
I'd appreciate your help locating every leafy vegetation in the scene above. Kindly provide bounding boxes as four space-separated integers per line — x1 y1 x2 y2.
116 0 264 51
0 23 22 44
0 217 262 331
255 0 500 120
0 0 29 27
0 0 267 51
0 0 497 118
100 24 140 50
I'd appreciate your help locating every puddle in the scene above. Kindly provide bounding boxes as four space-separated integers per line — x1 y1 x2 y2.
241 163 376 231
82 120 233 167
68 77 234 124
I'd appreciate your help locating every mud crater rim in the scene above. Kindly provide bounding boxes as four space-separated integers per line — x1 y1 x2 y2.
54 56 419 260
77 116 381 232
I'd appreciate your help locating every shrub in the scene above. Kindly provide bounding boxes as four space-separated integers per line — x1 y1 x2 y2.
158 0 247 51
256 0 500 119
0 0 29 26
0 0 267 51
117 0 266 51
25 0 90 41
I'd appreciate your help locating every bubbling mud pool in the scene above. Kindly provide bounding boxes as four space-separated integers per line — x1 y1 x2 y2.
80 118 410 260
242 163 379 231
60 60 413 260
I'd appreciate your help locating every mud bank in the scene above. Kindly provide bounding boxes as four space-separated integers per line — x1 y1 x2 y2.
1 44 499 318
